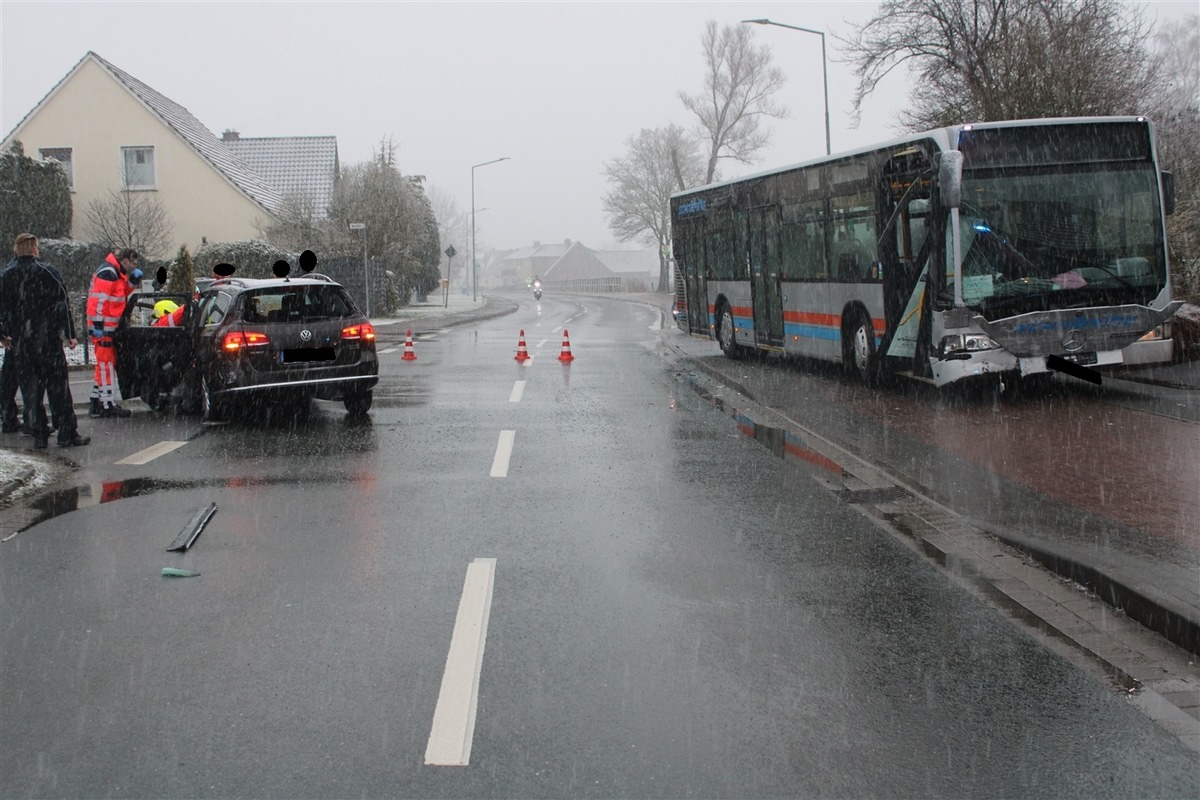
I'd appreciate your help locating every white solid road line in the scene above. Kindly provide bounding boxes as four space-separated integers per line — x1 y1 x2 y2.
379 347 399 354
424 557 497 766
509 380 526 403
114 441 188 465
490 430 515 477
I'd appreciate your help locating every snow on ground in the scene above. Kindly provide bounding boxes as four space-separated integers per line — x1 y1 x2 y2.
0 447 61 503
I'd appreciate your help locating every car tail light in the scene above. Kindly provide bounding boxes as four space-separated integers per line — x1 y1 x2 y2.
341 322 375 341
222 330 270 351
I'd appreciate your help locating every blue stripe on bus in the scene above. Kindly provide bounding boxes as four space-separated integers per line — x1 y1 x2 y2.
784 322 841 342
713 315 879 347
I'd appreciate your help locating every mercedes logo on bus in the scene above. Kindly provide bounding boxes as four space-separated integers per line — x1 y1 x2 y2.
1061 331 1086 352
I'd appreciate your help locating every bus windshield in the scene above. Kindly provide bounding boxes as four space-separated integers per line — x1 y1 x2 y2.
946 165 1166 314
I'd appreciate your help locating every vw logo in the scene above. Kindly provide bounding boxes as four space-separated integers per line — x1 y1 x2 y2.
300 329 313 342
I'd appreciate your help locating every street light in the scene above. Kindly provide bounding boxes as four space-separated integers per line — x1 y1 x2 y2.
471 157 509 301
742 18 831 156
349 222 368 315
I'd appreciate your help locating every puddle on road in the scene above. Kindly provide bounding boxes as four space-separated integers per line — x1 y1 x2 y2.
682 372 848 478
9 473 357 536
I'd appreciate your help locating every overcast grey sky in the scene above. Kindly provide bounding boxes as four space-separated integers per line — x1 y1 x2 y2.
1 1 1193 253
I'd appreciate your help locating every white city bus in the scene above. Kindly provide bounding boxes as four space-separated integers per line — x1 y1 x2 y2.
670 117 1181 387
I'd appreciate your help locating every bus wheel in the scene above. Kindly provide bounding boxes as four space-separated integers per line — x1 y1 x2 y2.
844 308 876 386
717 303 743 360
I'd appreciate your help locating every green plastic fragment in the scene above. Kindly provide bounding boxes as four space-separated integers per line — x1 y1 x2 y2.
161 567 201 578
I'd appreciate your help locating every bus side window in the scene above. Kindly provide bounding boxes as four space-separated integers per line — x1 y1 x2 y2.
781 201 826 281
832 190 877 282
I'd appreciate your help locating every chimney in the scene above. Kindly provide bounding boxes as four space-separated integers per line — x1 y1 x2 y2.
222 129 240 142
564 238 571 246
533 240 541 248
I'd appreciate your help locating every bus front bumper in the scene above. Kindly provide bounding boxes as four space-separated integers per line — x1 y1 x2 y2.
930 336 1175 387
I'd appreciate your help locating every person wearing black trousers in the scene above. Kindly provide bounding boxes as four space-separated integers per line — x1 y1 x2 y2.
0 234 89 448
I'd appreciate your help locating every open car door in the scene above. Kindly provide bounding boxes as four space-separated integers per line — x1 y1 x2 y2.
112 292 196 411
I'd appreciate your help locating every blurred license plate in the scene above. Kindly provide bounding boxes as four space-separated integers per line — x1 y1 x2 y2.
1063 351 1097 366
280 348 335 363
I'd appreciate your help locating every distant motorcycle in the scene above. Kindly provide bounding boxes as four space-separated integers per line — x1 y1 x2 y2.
532 280 542 300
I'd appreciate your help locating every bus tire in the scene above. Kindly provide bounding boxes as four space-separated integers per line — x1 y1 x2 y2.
843 307 877 386
717 302 744 360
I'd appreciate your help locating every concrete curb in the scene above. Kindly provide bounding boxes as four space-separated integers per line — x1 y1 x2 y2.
983 526 1200 655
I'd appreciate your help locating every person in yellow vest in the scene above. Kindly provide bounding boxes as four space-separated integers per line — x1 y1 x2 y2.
153 300 184 327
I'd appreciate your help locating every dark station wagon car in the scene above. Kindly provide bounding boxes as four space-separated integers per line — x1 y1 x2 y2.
114 272 378 419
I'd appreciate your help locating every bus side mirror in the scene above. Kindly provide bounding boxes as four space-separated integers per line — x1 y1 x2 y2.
1161 171 1175 216
938 151 963 209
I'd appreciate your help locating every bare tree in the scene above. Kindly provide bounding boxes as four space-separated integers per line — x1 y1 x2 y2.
680 21 788 184
85 186 173 257
841 0 1158 132
1147 14 1200 298
603 125 705 291
427 184 469 286
260 190 327 253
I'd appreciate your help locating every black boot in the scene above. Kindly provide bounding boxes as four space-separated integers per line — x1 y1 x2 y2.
88 398 102 417
100 403 132 418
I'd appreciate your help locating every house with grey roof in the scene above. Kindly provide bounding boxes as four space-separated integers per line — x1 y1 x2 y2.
221 131 339 218
1 51 332 257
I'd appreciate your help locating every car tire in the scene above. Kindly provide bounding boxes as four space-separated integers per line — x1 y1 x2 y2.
344 390 372 416
200 376 224 422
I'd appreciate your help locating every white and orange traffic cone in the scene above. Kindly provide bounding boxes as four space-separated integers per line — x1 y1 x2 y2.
514 330 531 363
402 330 418 361
558 329 575 363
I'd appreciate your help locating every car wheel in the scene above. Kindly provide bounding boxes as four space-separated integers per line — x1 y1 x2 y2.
344 390 372 416
843 307 877 386
717 302 744 360
201 376 224 422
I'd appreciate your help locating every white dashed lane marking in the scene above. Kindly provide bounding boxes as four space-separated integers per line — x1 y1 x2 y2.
424 557 497 766
114 441 188 465
489 430 515 478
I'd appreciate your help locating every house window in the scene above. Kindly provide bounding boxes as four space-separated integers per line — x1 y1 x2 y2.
121 146 156 189
39 147 74 190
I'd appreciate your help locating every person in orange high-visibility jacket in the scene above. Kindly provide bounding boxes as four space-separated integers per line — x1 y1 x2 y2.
86 248 141 417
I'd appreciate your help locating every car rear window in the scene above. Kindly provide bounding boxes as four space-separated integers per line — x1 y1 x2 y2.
241 285 358 323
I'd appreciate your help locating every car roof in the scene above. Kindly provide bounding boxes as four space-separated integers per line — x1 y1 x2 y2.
209 275 340 291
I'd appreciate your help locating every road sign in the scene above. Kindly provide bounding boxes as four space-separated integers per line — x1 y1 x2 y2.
445 245 457 258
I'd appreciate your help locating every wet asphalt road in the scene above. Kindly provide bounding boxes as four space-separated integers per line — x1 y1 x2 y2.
1 294 1198 798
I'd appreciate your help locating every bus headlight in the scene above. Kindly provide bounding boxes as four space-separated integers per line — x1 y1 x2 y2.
939 333 1000 359
1138 323 1169 342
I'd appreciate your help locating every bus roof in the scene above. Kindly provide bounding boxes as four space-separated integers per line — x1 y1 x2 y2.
670 115 1155 202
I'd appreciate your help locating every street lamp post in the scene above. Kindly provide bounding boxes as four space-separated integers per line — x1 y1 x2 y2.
471 157 509 301
349 222 368 315
742 18 831 156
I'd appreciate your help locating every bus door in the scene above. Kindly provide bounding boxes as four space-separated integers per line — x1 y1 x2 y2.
748 206 784 347
679 219 709 336
880 146 935 374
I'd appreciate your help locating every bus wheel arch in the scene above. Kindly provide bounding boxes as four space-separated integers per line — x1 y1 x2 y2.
842 303 877 385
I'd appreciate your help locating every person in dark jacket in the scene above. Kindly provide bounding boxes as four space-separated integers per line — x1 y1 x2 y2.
0 254 25 433
0 234 89 448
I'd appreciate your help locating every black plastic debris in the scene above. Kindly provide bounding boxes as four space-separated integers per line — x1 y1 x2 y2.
167 502 218 552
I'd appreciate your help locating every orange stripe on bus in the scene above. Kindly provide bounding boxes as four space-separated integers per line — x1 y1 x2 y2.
713 304 883 335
